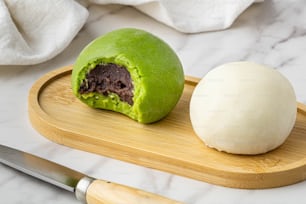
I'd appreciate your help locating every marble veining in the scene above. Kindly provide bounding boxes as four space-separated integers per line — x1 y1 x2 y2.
1 0 306 203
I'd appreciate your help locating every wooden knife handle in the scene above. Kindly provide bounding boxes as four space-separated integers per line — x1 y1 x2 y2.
86 179 184 204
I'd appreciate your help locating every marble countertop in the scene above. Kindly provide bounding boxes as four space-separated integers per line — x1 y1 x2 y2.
1 1 306 203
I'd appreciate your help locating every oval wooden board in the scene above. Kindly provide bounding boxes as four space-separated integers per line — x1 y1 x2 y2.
28 65 306 189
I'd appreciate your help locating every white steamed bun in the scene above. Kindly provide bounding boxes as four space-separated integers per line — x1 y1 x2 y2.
190 61 297 155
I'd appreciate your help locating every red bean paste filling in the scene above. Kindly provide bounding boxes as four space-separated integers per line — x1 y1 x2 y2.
79 63 134 105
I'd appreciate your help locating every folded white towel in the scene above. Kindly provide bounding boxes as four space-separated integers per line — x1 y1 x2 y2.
0 0 261 65
91 0 258 33
0 0 88 65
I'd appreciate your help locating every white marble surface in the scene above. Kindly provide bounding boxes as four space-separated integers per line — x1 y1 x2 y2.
1 1 306 203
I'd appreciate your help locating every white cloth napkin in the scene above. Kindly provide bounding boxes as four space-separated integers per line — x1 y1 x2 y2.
0 0 88 65
95 0 259 33
0 0 261 66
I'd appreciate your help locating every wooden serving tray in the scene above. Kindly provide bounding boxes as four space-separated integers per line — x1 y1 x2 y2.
28 66 306 189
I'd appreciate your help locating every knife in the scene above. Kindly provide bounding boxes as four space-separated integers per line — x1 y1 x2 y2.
0 144 183 204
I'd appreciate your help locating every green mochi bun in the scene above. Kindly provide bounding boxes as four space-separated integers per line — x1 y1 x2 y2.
71 28 184 123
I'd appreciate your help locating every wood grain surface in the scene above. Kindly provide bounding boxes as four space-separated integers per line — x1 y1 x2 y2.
86 179 183 204
28 65 306 189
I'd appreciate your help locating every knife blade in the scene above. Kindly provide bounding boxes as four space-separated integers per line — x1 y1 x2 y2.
0 144 183 204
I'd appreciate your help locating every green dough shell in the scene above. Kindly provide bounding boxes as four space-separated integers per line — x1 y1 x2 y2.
71 28 184 123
